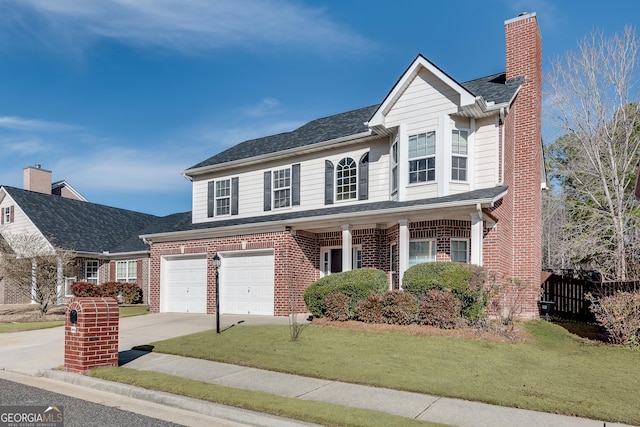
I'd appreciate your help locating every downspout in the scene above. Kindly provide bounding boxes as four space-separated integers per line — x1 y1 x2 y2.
499 107 506 185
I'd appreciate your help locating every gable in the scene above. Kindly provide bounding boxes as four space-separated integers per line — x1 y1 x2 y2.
368 54 476 130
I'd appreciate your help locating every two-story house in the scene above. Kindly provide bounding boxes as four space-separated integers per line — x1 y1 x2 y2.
142 13 544 317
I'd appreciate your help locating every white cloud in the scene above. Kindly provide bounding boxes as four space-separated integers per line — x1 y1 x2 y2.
6 0 370 55
0 116 78 132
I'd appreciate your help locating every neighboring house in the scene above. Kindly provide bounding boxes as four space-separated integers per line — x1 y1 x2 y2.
0 165 158 304
141 13 544 317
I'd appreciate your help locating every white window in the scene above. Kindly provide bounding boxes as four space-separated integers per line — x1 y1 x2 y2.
451 239 469 263
391 139 398 195
409 131 436 183
389 243 398 289
273 168 291 209
85 260 99 284
65 277 76 297
116 260 137 282
215 179 231 216
354 247 363 269
3 207 10 224
451 129 468 181
336 157 357 201
409 240 437 267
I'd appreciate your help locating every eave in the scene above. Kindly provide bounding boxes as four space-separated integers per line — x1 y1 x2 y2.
183 130 378 178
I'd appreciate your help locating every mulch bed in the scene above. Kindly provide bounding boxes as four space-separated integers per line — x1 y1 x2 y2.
311 317 531 343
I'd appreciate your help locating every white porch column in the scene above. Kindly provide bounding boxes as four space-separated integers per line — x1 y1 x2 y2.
57 256 63 304
471 209 483 266
341 224 352 272
398 219 410 286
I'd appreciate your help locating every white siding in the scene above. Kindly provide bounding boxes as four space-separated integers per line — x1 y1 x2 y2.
474 116 499 189
0 192 52 254
192 137 391 224
385 69 459 132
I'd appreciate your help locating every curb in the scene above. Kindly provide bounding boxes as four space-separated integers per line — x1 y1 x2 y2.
40 369 318 427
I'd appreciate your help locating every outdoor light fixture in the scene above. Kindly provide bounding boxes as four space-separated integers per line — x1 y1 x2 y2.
213 253 221 333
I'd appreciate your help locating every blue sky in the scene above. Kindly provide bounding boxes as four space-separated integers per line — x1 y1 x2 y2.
0 0 637 216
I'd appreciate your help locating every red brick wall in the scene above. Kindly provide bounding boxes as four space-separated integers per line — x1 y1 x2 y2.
485 14 542 316
64 297 119 373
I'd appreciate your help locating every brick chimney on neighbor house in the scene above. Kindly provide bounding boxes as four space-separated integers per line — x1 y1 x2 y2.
483 12 543 317
23 164 52 195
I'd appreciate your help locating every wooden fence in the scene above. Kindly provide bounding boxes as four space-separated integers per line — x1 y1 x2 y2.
541 273 640 322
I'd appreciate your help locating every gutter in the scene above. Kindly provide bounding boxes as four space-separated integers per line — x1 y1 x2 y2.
183 130 375 177
141 189 508 243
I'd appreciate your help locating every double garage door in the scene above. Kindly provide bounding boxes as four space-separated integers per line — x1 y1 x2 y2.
161 251 274 315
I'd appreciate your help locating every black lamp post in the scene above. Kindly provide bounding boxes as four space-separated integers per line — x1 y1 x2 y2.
212 253 221 333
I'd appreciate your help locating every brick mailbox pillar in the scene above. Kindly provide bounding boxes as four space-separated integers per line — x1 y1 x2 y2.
64 297 119 373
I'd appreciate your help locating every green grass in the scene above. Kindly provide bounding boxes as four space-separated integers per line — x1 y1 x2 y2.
145 321 640 425
0 305 148 333
0 320 64 333
90 368 448 427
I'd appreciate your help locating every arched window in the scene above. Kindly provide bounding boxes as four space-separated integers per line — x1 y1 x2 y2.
336 157 357 201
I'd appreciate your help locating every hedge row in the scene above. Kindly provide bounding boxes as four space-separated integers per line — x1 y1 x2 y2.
70 281 143 304
309 262 488 329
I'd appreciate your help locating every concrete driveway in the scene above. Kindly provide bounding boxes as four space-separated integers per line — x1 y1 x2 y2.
0 313 291 374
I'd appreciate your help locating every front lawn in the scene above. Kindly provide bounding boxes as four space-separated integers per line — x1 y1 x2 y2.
0 305 148 333
146 320 640 425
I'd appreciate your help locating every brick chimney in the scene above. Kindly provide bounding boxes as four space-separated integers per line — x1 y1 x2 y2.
483 13 543 317
23 164 52 195
506 12 542 316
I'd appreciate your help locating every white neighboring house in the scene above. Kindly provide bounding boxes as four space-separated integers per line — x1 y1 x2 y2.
0 166 158 304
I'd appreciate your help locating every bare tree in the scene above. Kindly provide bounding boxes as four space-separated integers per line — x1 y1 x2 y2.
0 232 76 316
545 26 640 281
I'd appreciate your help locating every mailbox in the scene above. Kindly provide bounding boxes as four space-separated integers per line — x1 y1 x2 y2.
64 297 119 373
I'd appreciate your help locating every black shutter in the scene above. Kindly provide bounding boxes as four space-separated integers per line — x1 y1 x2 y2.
359 153 369 201
325 160 334 205
231 177 239 215
264 171 272 211
207 181 215 218
291 164 300 206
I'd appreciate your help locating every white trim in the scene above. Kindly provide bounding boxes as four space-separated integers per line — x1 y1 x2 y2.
184 131 375 177
141 188 508 243
398 219 409 287
398 124 408 202
368 55 476 128
471 207 483 265
341 224 352 272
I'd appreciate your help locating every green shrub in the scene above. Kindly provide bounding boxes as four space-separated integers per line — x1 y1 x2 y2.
355 292 384 323
418 289 462 329
70 281 143 304
324 292 351 321
303 269 388 317
402 262 487 321
382 290 418 325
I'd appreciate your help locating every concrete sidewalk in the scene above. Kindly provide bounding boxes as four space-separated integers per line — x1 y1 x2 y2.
114 351 629 427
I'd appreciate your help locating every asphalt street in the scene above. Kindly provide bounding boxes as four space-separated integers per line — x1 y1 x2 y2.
0 377 182 427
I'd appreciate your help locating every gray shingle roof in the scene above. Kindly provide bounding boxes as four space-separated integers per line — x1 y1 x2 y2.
143 186 508 236
2 186 159 254
187 104 380 170
461 73 524 105
186 72 521 171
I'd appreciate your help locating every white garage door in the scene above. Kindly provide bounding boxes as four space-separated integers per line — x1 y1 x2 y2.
220 251 274 315
161 255 207 313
